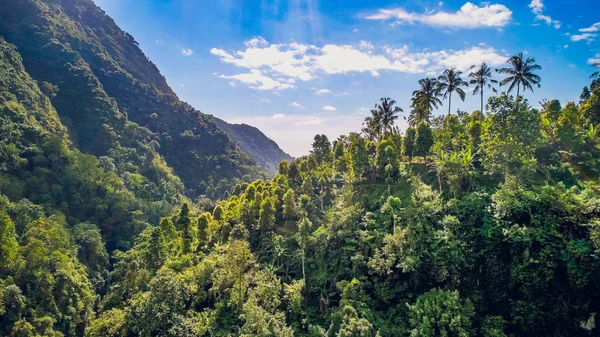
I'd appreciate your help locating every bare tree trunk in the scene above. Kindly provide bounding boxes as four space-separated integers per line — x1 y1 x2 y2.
448 92 452 116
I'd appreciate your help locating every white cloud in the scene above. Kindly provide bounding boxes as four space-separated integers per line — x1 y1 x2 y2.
528 0 543 14
211 37 508 90
315 89 333 95
290 102 304 108
217 69 295 90
323 105 337 111
335 92 350 97
156 39 165 46
570 23 600 43
364 2 512 29
359 40 374 50
181 48 194 56
588 54 600 64
259 98 271 103
579 22 600 33
529 0 561 29
272 113 286 119
353 28 359 33
570 33 596 42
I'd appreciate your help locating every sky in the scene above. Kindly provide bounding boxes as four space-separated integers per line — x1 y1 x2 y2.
92 0 600 157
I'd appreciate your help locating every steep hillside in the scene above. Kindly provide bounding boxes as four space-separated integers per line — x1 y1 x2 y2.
215 119 293 174
0 0 264 197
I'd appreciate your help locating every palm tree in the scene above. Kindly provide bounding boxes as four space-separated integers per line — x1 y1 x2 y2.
469 62 498 114
364 97 403 140
362 110 381 141
408 101 431 126
410 78 442 125
497 53 541 100
591 62 600 79
437 68 468 116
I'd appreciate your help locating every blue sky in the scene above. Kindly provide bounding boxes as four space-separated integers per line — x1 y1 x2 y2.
93 0 599 157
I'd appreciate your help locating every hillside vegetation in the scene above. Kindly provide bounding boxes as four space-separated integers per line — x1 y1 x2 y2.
1 0 600 336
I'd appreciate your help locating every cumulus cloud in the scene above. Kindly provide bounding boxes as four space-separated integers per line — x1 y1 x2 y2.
529 0 561 29
181 48 193 56
364 2 512 29
315 89 332 95
211 37 508 90
323 105 337 111
589 53 600 65
290 102 304 108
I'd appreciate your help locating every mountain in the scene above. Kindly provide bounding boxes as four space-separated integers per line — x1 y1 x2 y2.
215 119 293 174
0 0 284 198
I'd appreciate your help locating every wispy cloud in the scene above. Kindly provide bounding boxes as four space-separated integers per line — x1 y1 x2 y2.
589 53 600 64
315 89 332 95
528 0 561 29
211 37 507 90
272 113 286 118
570 22 600 42
290 102 304 108
259 98 271 103
156 39 165 46
363 2 512 29
323 105 337 111
181 48 193 56
218 69 295 90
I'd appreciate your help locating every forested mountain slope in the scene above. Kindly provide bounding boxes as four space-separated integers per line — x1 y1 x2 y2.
0 0 268 197
1 0 600 335
215 119 293 174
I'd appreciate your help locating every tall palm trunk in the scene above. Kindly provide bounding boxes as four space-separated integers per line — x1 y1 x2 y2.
516 83 520 100
448 92 452 116
480 86 484 114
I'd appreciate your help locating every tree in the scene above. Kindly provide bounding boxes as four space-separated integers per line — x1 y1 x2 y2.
497 53 541 99
410 78 442 125
278 160 289 175
408 289 475 337
0 211 20 276
333 141 347 172
311 134 333 165
414 122 434 160
363 97 403 140
590 61 600 79
348 133 369 180
282 189 296 221
480 94 542 183
177 204 193 254
437 68 468 116
580 86 591 104
469 62 498 114
403 127 416 162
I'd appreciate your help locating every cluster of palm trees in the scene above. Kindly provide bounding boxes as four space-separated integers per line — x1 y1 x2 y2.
407 52 542 127
363 52 600 137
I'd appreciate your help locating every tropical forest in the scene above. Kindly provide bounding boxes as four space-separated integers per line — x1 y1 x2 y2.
0 0 599 336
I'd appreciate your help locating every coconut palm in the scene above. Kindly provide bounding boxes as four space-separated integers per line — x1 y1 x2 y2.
363 97 403 140
591 62 600 79
408 100 431 127
497 53 541 100
437 68 468 116
469 62 498 114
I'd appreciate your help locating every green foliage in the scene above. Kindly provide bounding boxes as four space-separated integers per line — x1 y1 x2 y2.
408 289 474 337
414 122 434 159
1 3 599 337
